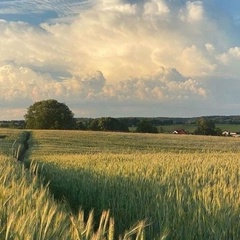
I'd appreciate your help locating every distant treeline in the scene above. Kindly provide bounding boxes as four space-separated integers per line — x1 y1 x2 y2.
194 116 240 124
0 120 25 129
77 115 240 128
1 115 240 130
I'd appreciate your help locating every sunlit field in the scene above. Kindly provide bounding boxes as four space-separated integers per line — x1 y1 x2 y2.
30 130 240 154
0 128 22 156
28 130 240 239
1 155 141 239
0 129 145 239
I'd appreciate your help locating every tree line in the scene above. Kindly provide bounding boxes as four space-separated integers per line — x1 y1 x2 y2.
1 99 236 135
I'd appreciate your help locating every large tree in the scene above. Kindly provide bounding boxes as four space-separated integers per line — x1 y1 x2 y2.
194 117 221 136
24 99 76 129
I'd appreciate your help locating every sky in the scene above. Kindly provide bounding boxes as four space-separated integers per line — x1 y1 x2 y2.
0 0 240 120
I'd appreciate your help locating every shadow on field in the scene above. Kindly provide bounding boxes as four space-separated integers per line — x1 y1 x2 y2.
31 162 240 240
35 163 166 239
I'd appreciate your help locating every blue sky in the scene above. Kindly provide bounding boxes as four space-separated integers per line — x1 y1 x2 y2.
0 0 240 120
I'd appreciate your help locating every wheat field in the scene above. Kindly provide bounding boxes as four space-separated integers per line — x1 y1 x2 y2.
0 129 145 240
26 130 240 239
1 129 240 239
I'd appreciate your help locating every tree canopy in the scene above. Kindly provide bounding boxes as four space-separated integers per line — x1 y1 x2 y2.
194 117 222 136
136 120 158 133
88 117 129 132
24 99 76 129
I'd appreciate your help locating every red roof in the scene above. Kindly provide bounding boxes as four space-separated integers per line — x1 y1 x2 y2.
173 129 187 134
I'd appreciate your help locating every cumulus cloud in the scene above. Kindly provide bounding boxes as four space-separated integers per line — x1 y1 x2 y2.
144 0 170 16
205 43 215 53
37 0 224 80
0 0 238 80
103 67 207 103
0 20 81 81
0 0 240 119
0 65 206 103
99 0 137 14
0 65 62 101
228 47 240 58
216 46 240 76
0 65 107 102
217 48 238 66
180 1 204 22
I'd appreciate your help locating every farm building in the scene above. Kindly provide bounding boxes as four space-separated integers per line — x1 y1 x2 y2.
173 129 187 134
222 131 240 137
222 130 230 136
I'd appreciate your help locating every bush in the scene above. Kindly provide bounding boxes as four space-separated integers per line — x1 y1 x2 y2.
88 117 129 132
136 120 158 133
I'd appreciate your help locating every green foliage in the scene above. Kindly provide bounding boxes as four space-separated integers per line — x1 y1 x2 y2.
88 117 129 132
136 120 158 133
194 117 221 136
24 99 76 130
76 121 87 130
88 118 100 131
0 121 25 129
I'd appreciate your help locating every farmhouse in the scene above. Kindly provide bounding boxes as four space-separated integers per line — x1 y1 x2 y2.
222 130 230 136
173 129 187 134
222 131 240 137
232 132 240 137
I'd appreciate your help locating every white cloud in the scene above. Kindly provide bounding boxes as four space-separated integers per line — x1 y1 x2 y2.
228 47 240 58
216 46 240 76
179 45 216 75
0 65 60 101
180 1 204 23
100 0 137 14
0 0 240 118
38 0 221 80
103 66 208 102
144 0 170 16
0 64 206 103
186 1 204 22
0 0 236 81
205 43 215 53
